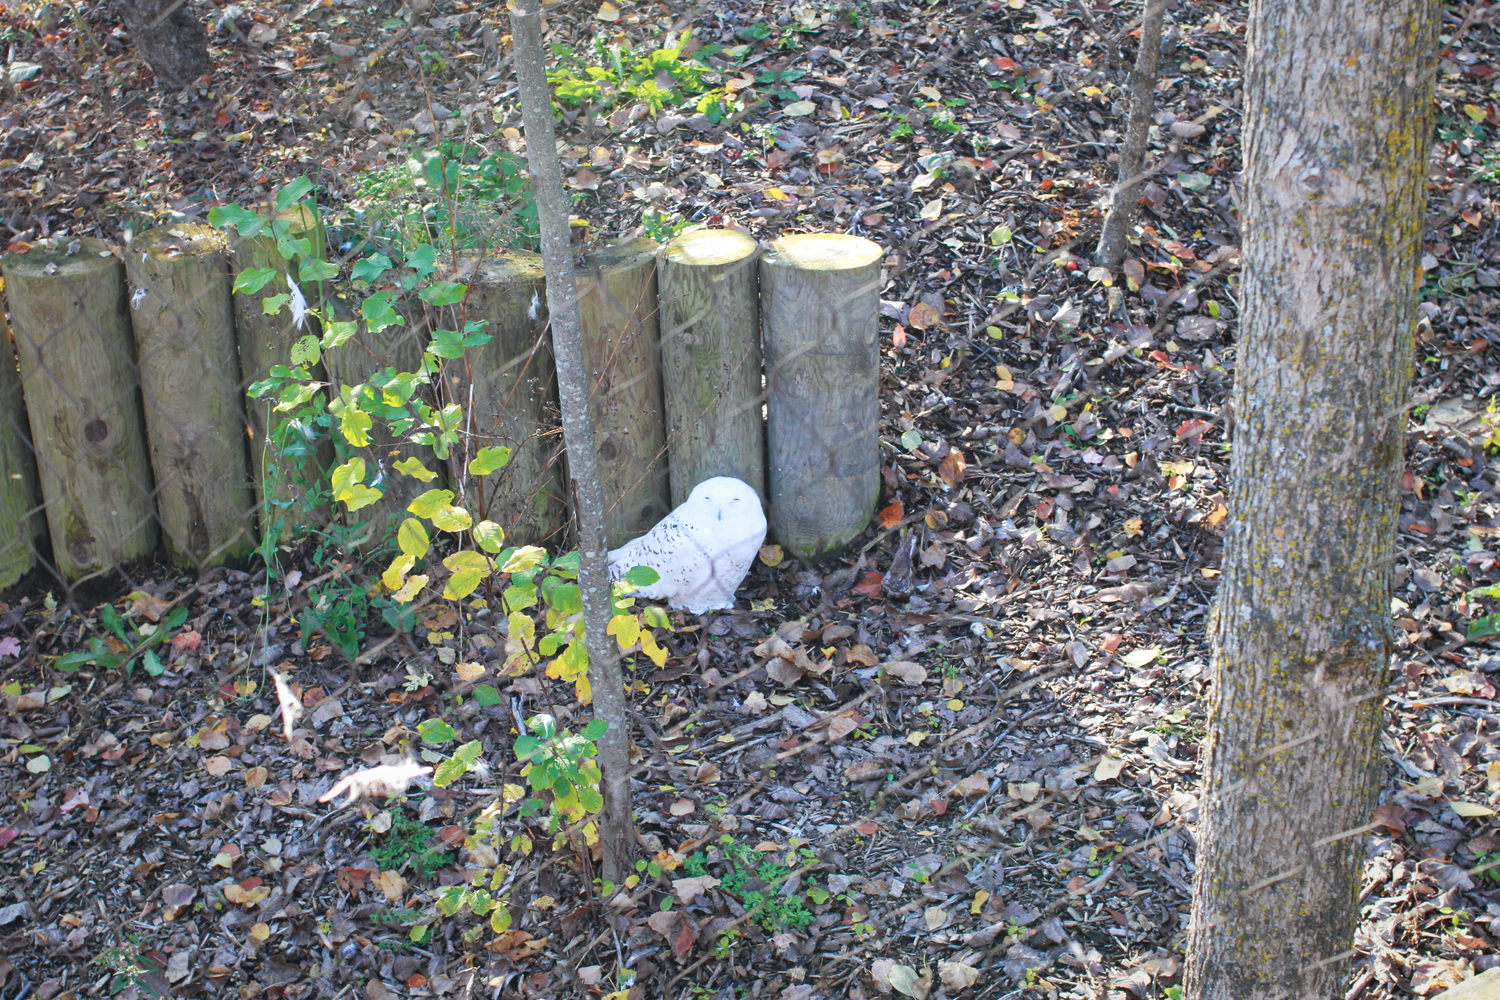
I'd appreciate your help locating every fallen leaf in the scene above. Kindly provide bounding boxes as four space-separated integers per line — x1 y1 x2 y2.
876 502 904 529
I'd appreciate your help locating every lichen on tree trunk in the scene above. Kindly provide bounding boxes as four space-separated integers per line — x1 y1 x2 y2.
1184 3 1438 998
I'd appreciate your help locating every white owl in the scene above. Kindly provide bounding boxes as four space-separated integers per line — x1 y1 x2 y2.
607 477 767 614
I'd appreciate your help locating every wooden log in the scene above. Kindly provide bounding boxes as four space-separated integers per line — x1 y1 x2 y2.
319 291 444 553
228 204 331 545
2 239 159 579
658 229 764 507
576 237 670 548
761 234 883 560
446 250 566 546
0 322 45 588
126 224 257 567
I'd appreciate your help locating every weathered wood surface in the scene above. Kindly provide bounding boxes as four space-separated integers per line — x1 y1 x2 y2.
448 250 566 546
658 229 764 507
0 323 45 588
577 237 669 548
3 239 158 579
127 224 257 567
761 233 883 560
229 204 331 545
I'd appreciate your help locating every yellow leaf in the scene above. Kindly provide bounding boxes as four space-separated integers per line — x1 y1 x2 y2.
607 614 641 649
1463 103 1489 123
919 197 943 221
640 630 668 667
1450 800 1496 818
393 456 437 481
398 518 430 558
758 544 783 567
382 553 415 591
594 1 619 20
393 574 428 603
763 187 790 201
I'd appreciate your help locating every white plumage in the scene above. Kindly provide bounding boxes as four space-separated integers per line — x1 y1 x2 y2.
607 477 767 614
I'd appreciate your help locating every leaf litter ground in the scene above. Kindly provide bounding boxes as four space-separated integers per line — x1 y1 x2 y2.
1 0 1500 998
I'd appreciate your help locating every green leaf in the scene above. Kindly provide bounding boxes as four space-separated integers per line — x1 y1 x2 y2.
393 456 438 482
473 520 506 554
262 292 291 316
442 550 492 600
427 328 468 360
99 605 128 641
141 649 165 677
408 489 456 519
209 204 265 236
321 319 358 349
352 254 394 283
579 786 604 813
473 684 503 706
233 267 278 294
503 583 537 612
298 258 339 282
621 565 660 587
417 718 459 745
419 281 468 306
362 290 404 332
53 650 96 672
275 177 315 210
434 739 483 786
900 429 922 450
290 334 321 367
468 446 512 476
581 718 609 740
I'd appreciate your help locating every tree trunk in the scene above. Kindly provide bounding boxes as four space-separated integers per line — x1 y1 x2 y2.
511 0 634 887
115 0 212 88
1093 0 1170 270
1184 3 1438 999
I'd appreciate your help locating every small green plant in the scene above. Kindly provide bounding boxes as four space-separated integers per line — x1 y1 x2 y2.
371 807 455 880
54 598 189 676
1475 851 1500 883
682 837 822 937
1466 582 1500 638
889 114 914 139
642 209 694 243
94 945 166 996
930 110 963 134
351 140 538 254
547 30 714 114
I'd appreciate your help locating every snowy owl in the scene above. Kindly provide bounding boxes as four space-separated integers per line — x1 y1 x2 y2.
607 477 767 614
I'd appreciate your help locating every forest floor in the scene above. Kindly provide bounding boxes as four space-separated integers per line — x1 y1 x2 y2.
2 1 1500 998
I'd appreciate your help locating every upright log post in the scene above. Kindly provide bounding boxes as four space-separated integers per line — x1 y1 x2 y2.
761 234 883 560
576 237 670 547
126 224 257 567
3 239 158 579
228 205 331 545
0 323 45 588
658 229 764 505
447 250 566 546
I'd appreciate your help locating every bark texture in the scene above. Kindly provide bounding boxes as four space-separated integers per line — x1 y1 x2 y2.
1184 3 1438 999
115 0 212 88
512 0 634 885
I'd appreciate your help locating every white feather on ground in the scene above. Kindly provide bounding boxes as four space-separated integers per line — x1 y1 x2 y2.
607 476 767 614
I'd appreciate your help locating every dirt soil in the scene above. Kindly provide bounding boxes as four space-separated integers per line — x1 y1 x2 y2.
2 1 1500 998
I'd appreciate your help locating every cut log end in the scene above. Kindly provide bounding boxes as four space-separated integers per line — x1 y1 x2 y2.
662 229 758 267
131 224 229 261
764 233 883 271
3 237 119 280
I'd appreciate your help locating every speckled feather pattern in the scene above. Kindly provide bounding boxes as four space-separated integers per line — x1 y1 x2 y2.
607 477 767 614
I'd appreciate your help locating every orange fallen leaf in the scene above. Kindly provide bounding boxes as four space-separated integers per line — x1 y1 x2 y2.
875 501 904 529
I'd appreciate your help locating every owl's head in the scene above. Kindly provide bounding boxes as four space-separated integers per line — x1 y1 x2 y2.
687 476 763 521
